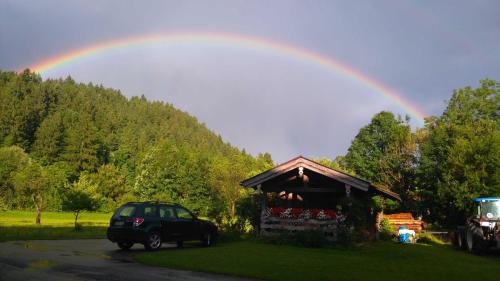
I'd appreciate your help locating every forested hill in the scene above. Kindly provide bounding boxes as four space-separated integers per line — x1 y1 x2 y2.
0 70 273 217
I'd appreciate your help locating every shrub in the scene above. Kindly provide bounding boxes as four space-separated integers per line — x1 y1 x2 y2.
379 218 395 241
336 224 358 246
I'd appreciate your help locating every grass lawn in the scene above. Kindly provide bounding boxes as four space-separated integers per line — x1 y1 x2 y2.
0 210 112 241
135 240 500 281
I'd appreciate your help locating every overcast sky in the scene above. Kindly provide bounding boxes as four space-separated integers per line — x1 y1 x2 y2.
1 0 499 163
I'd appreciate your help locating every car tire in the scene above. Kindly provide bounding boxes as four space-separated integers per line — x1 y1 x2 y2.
201 231 213 247
466 224 485 254
117 241 134 250
144 231 162 251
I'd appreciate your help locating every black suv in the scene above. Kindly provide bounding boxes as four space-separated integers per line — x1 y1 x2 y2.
107 202 217 250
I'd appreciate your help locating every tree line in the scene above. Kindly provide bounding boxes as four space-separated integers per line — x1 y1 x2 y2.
0 70 498 228
335 79 499 227
0 70 273 224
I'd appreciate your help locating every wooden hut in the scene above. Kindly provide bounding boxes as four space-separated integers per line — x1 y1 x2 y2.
240 156 401 240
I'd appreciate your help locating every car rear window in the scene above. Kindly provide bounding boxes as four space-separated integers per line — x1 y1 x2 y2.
115 205 136 218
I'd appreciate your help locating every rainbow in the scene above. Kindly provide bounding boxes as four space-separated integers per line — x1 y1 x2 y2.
27 31 426 124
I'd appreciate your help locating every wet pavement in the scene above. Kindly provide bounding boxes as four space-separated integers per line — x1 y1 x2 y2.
0 239 258 281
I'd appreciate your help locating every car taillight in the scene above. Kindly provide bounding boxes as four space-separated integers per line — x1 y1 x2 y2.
133 217 144 227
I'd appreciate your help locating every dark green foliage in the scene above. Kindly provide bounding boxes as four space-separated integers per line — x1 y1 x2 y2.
0 70 273 219
343 111 416 208
417 79 500 226
235 189 261 233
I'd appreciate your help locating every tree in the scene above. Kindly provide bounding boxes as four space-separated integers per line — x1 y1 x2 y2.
418 80 500 226
0 70 271 215
62 188 96 230
313 156 355 174
32 112 65 165
210 154 256 219
343 111 416 206
0 146 32 209
134 142 215 216
12 157 49 224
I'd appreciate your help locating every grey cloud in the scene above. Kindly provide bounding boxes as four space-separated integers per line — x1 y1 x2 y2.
1 0 499 162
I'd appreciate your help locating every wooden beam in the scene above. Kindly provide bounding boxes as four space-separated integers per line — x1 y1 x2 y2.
264 187 344 193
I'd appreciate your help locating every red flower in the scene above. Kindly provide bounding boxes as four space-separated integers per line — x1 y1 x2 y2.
291 208 304 218
270 207 284 216
310 208 321 218
325 210 337 219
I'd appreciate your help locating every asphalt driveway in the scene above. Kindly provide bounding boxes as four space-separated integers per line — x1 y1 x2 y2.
0 239 259 281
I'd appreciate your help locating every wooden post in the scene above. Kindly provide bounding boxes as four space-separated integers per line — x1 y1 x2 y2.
375 209 384 240
258 184 265 235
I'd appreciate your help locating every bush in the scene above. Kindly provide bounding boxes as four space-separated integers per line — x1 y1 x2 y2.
336 224 358 246
379 218 395 241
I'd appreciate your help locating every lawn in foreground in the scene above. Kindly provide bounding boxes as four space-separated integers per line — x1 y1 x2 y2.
0 211 112 241
135 240 500 281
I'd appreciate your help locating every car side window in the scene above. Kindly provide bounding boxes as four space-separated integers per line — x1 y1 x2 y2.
143 206 158 217
159 206 175 221
175 207 193 220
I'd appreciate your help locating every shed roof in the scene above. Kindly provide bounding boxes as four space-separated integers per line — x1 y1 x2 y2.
240 156 401 201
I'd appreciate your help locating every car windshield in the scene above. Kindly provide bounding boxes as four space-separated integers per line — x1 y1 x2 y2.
481 200 500 220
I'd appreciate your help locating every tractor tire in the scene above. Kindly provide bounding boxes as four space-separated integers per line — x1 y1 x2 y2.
466 224 486 254
456 231 466 250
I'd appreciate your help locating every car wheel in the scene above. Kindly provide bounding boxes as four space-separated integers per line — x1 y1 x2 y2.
117 241 134 250
201 232 212 247
176 241 184 248
466 224 485 254
144 231 162 251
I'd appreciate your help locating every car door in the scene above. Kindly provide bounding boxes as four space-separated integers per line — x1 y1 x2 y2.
159 205 179 241
174 207 200 241
142 204 160 229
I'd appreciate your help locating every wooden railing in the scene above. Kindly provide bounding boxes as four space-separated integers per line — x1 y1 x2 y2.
260 216 344 240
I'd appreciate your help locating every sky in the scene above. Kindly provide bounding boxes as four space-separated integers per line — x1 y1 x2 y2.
1 0 499 163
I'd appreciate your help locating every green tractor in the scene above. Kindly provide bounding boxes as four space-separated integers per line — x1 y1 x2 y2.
455 198 500 254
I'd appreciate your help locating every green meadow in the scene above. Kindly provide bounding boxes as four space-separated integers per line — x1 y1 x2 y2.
136 240 500 281
0 211 112 241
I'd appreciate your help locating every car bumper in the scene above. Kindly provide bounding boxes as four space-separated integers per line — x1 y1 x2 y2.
107 227 147 243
